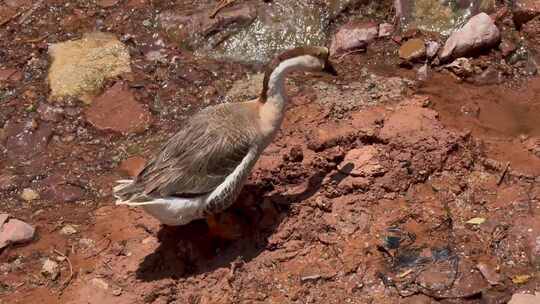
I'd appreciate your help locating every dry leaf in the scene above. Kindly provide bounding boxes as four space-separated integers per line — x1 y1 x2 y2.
512 274 531 284
466 217 486 225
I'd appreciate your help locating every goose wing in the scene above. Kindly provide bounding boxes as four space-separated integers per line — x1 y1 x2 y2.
116 103 259 201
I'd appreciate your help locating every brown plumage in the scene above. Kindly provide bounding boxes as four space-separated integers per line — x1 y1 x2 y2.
115 102 261 202
114 46 337 226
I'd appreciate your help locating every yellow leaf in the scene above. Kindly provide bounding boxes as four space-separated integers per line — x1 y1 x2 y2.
512 275 531 284
399 269 414 278
466 217 486 225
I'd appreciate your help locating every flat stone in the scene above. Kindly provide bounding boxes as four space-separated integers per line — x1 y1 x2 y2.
41 258 60 280
508 293 540 304
48 32 131 103
338 146 386 177
85 82 152 134
476 260 502 285
43 184 84 203
514 0 540 28
399 38 426 61
330 21 379 56
20 188 39 201
416 260 489 298
0 219 35 249
3 119 53 161
0 68 22 82
118 156 146 177
41 175 84 203
440 12 500 62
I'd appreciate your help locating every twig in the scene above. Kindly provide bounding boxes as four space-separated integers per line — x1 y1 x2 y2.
497 162 510 186
83 237 111 259
335 49 366 62
54 249 73 291
210 0 236 18
0 11 23 27
24 34 49 43
18 0 44 24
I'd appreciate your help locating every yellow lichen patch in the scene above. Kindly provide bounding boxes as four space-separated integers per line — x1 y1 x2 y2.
47 32 131 103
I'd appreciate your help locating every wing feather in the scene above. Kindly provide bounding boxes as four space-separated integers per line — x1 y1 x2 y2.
125 102 259 200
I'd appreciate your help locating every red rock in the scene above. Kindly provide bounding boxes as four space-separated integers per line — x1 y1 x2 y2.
41 174 84 203
499 39 517 57
508 292 540 304
379 99 444 144
514 0 540 28
0 214 8 227
97 0 119 7
476 260 502 285
0 218 35 249
0 174 18 191
338 146 386 177
85 83 152 134
3 119 53 161
416 260 489 298
0 68 22 82
402 294 434 304
329 21 378 56
118 156 147 177
440 13 500 62
378 23 393 38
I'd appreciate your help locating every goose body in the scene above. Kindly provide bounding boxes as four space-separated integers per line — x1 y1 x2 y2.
114 46 337 226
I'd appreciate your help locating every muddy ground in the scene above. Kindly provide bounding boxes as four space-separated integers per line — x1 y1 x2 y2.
1 1 540 303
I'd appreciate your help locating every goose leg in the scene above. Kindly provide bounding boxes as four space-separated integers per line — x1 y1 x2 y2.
206 212 243 240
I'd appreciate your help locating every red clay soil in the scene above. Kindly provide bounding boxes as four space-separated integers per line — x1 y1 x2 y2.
1 1 540 304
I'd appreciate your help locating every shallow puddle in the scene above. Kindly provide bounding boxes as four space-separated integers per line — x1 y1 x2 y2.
419 73 540 175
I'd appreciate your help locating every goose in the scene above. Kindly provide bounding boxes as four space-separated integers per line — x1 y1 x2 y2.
113 46 337 229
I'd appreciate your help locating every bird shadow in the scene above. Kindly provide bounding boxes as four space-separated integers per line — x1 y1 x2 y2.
135 170 331 282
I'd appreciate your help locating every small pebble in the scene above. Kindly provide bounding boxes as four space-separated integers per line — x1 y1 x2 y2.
20 188 39 202
61 224 78 235
41 258 60 280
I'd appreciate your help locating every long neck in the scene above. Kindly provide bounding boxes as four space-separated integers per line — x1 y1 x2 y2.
263 55 311 111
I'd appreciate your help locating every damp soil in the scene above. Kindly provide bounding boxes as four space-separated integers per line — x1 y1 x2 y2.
1 1 540 304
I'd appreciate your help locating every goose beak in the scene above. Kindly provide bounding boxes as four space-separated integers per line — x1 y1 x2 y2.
323 61 338 76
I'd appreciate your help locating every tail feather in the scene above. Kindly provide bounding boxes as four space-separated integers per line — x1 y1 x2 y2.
113 179 149 205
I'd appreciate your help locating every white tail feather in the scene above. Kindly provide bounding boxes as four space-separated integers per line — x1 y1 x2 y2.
113 179 133 195
115 200 166 206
